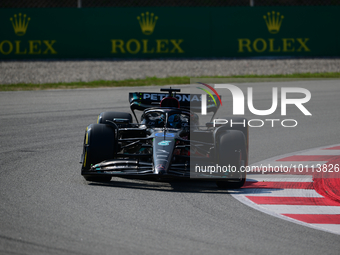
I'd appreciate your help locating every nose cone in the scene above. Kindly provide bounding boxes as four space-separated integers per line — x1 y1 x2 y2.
153 132 176 174
155 164 166 174
158 169 166 175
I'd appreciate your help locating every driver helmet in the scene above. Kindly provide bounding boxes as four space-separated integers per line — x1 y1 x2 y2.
156 113 165 127
168 114 181 128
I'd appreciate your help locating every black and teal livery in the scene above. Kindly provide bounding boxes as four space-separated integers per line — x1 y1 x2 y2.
80 87 249 189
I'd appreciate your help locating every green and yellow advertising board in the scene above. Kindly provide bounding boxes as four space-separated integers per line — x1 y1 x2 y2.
0 7 339 59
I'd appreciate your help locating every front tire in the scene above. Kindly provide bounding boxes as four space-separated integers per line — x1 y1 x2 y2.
215 117 249 165
81 124 116 182
215 130 247 189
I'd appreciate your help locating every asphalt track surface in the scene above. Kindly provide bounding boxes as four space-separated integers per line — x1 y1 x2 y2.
1 80 340 255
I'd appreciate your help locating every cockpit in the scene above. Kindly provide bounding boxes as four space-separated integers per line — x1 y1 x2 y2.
141 110 192 129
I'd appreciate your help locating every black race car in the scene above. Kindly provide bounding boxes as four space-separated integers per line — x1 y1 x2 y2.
80 87 249 189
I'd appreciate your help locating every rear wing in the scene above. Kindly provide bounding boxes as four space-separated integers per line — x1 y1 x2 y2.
129 92 221 113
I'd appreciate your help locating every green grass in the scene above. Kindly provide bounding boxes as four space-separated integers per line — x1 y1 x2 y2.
1 72 340 91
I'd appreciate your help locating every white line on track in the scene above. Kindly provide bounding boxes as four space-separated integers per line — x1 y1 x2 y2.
311 224 340 233
235 189 323 197
260 205 340 214
247 175 314 182
297 150 340 155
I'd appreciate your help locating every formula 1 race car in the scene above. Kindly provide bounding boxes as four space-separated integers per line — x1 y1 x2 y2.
80 87 249 189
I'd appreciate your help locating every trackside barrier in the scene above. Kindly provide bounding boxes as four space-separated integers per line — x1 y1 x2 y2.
0 7 339 59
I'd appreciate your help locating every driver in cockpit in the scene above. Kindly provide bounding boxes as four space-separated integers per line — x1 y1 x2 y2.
168 114 189 129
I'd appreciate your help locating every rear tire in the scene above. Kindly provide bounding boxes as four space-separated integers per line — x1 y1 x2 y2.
215 130 247 189
81 124 116 182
